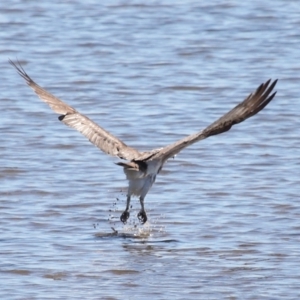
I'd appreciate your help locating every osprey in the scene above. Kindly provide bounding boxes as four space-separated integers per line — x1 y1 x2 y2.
10 60 277 224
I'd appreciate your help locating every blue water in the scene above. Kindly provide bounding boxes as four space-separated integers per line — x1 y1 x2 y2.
1 0 300 299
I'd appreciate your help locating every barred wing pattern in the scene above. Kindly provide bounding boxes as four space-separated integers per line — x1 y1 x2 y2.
151 79 277 162
9 60 142 161
10 59 277 165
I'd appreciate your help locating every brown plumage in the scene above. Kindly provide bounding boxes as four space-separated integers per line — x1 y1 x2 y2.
10 59 278 224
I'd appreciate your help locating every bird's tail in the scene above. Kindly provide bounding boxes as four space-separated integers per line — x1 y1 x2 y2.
115 161 140 170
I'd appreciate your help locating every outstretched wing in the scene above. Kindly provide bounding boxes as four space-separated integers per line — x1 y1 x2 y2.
10 59 142 160
150 79 278 162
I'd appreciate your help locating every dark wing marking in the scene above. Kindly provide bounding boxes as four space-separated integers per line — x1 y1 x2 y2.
150 79 278 162
9 59 142 160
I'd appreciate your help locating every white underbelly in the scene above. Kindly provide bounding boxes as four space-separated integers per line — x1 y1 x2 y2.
124 159 162 197
128 175 156 197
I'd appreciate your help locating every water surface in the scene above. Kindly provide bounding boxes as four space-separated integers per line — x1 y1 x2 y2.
1 1 300 299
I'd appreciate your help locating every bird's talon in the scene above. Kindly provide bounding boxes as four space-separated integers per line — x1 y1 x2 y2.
137 210 147 224
120 211 130 224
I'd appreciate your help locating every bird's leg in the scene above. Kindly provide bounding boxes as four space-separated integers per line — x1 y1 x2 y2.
137 196 147 224
120 195 131 224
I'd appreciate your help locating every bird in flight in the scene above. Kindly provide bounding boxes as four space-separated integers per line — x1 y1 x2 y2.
10 60 277 224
